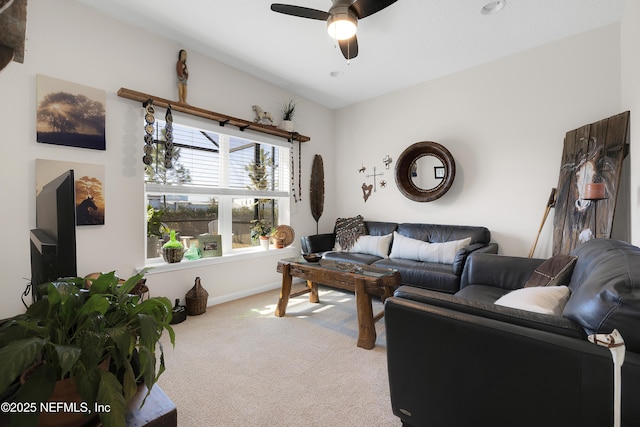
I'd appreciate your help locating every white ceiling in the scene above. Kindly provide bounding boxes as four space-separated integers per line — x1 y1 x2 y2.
76 0 625 110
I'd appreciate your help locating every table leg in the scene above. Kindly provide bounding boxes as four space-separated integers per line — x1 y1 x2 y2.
355 278 376 349
275 263 292 317
307 280 319 303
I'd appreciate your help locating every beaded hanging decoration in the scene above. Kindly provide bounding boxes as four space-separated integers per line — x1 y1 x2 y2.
142 100 155 166
290 137 297 203
298 140 302 202
288 137 303 203
164 105 174 169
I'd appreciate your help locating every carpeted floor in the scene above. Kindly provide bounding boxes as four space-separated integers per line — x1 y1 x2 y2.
158 283 398 426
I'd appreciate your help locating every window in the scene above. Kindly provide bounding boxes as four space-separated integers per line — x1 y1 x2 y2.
145 117 290 259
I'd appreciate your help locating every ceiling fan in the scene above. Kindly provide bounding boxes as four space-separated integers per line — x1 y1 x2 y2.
270 0 398 60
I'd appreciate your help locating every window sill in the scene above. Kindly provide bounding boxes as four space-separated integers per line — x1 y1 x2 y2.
139 246 298 275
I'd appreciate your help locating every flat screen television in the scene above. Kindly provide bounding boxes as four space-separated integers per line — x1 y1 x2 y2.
30 169 77 300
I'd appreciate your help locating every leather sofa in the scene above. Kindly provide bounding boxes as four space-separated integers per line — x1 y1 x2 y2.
385 238 640 427
301 221 498 294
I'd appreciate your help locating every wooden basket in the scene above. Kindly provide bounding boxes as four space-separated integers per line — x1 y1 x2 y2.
185 277 208 316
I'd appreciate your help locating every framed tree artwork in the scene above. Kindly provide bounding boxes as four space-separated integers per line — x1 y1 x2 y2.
36 74 106 150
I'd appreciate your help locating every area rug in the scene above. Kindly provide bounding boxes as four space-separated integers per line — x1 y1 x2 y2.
158 283 396 426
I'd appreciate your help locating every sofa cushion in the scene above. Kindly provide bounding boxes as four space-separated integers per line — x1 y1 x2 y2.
389 231 471 264
495 286 571 316
564 239 640 353
364 221 398 236
455 284 509 304
394 285 585 339
375 258 460 293
334 215 366 251
524 255 577 288
348 233 393 258
396 223 490 245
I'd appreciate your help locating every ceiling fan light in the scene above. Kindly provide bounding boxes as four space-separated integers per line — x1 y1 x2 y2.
327 11 357 40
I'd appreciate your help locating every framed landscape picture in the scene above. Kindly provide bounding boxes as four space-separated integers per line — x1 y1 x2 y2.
36 159 106 226
198 234 222 258
36 74 106 150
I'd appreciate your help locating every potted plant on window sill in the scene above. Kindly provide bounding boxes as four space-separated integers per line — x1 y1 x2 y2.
0 272 175 427
250 220 272 250
146 205 166 258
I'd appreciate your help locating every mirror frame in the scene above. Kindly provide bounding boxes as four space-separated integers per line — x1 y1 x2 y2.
395 141 456 202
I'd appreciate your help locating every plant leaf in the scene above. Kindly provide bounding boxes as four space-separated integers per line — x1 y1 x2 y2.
0 338 46 392
78 294 111 316
12 363 56 427
118 273 145 296
96 371 125 427
54 344 82 379
88 271 118 295
105 326 132 360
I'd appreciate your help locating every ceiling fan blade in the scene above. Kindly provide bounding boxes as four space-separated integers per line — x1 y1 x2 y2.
270 4 331 20
350 0 398 19
339 36 358 60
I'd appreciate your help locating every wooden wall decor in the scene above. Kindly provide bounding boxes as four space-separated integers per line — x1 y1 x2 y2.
552 111 630 255
0 0 27 71
310 154 324 234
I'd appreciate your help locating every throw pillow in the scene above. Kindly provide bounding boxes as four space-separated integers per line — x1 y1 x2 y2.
495 285 571 316
348 233 393 258
389 232 471 264
524 255 578 288
334 215 366 251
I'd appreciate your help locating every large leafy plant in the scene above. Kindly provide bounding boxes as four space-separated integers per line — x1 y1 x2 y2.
0 272 174 427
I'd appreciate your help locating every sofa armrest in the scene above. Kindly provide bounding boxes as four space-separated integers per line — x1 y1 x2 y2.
384 296 640 427
459 252 546 290
300 233 335 254
452 242 499 275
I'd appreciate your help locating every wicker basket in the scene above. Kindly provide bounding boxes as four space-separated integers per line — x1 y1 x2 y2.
185 277 208 316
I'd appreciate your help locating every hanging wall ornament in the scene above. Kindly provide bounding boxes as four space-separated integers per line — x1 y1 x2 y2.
298 140 302 202
142 99 155 166
310 154 325 234
289 138 297 203
164 104 174 169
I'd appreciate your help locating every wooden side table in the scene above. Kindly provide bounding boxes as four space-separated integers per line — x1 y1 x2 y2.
125 385 177 427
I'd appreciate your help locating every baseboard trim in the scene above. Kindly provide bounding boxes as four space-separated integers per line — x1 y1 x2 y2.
206 278 304 307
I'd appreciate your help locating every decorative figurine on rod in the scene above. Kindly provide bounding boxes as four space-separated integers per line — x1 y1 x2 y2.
252 105 273 125
176 49 189 104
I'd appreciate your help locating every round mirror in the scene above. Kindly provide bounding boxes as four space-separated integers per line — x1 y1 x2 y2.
395 141 456 202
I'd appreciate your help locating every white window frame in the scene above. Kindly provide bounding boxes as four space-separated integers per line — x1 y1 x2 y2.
144 112 291 264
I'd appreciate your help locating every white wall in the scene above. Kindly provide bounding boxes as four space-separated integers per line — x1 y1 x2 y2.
1 1 636 320
332 23 624 257
0 0 335 318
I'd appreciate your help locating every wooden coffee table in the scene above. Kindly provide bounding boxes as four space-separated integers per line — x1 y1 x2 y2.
275 258 401 349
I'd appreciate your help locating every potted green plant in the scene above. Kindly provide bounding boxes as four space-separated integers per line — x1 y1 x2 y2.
0 272 174 427
278 97 296 132
250 219 272 250
146 206 166 258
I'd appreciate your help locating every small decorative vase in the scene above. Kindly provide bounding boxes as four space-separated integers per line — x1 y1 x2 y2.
259 236 270 250
184 243 200 260
278 120 294 132
162 230 184 263
185 277 209 316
